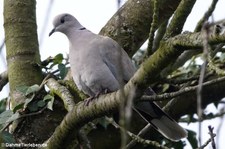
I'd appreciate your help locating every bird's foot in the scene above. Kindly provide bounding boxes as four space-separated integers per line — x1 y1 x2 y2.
84 96 95 106
84 89 109 106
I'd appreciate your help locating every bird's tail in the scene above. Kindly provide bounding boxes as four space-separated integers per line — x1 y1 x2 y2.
134 101 188 141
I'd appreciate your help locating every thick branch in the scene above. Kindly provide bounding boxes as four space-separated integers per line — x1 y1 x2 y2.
99 0 182 56
46 26 225 148
163 0 220 75
4 0 43 107
164 0 196 39
46 78 75 111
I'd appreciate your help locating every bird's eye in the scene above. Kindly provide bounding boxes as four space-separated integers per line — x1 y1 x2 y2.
60 18 65 24
61 14 68 24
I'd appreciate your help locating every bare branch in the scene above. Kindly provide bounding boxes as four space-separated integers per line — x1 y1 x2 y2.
106 118 170 149
197 133 216 149
180 110 225 123
142 76 225 102
146 0 159 56
208 125 216 149
195 0 219 32
45 78 75 111
164 0 196 39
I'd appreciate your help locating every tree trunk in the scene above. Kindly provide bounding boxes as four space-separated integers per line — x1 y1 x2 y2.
4 0 43 108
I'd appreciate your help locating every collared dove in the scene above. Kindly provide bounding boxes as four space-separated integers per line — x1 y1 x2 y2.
49 13 187 141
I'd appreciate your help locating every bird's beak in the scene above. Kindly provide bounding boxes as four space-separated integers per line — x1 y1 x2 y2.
49 28 55 36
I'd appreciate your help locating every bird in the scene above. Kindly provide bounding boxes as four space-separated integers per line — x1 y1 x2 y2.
49 13 188 141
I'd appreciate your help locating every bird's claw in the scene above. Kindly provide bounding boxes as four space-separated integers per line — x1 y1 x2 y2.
84 89 109 106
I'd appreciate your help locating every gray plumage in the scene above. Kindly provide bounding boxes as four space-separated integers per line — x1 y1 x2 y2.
49 13 187 141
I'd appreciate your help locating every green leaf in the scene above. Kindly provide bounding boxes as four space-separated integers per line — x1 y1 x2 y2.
27 101 38 112
37 100 46 108
13 103 24 113
44 94 54 110
16 85 29 95
43 94 54 101
1 131 16 143
24 94 35 108
0 110 13 124
53 53 64 64
0 110 20 125
25 84 40 96
58 64 68 79
6 112 20 124
187 129 198 148
0 98 7 114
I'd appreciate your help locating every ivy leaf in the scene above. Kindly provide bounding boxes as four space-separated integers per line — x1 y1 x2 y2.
58 64 68 79
16 85 29 95
27 101 39 112
0 110 13 124
44 94 54 111
37 100 46 108
25 84 40 96
24 94 35 109
6 112 20 124
13 103 24 113
53 53 64 64
0 110 20 125
0 98 7 114
1 131 16 143
187 129 198 149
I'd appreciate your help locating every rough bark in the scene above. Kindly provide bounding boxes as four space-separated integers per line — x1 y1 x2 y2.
3 0 66 145
4 0 43 107
3 0 225 148
100 0 182 56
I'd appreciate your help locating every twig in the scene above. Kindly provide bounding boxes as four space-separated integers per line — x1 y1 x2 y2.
0 106 47 132
216 106 224 146
126 123 151 149
106 117 170 149
194 0 219 32
141 75 225 102
146 0 159 56
39 0 54 47
196 133 216 149
162 72 213 84
197 22 211 145
115 1 134 148
180 110 225 123
152 20 168 52
208 125 216 149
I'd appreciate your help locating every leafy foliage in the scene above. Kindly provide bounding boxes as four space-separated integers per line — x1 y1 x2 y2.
41 54 69 79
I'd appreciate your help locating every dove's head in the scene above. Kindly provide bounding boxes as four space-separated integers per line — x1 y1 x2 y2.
49 13 83 36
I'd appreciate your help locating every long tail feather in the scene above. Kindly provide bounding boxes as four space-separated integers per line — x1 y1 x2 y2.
134 101 187 141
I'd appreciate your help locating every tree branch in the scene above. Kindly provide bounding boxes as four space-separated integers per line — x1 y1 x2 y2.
164 0 196 39
163 0 220 75
46 78 75 112
106 118 170 149
100 0 182 56
141 75 225 102
45 21 225 148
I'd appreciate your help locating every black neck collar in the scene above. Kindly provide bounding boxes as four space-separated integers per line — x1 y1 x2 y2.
79 27 86 30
